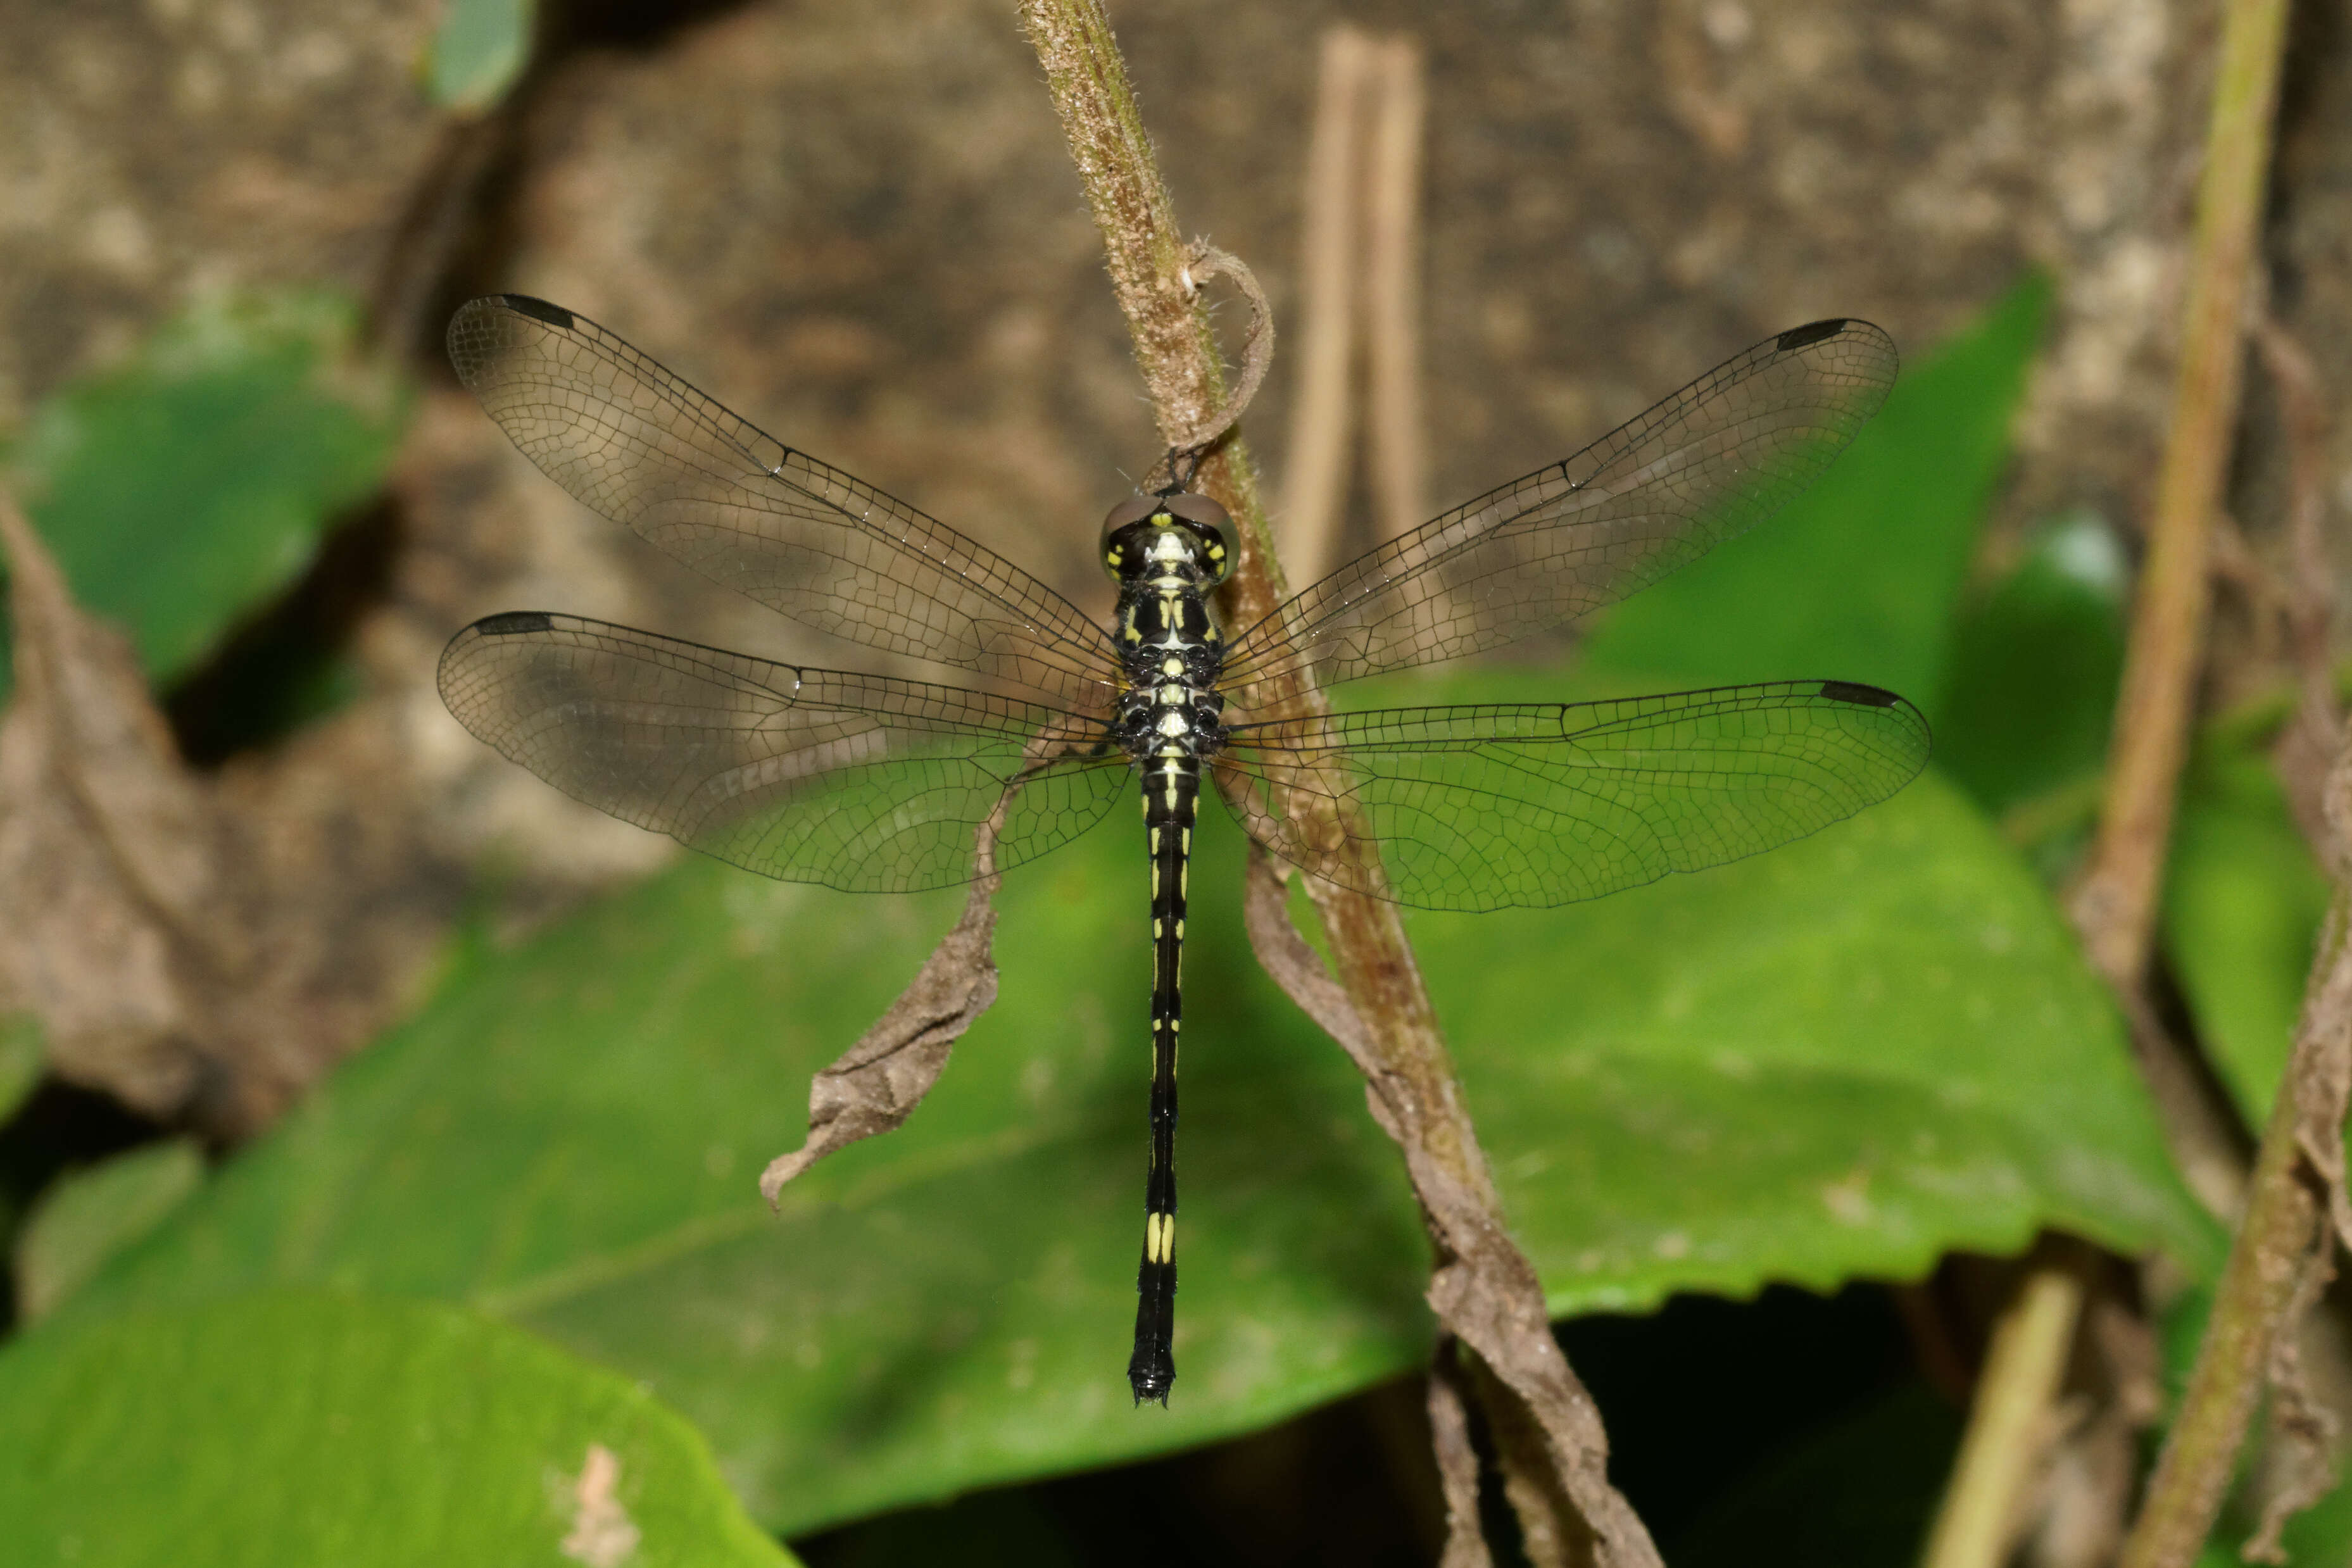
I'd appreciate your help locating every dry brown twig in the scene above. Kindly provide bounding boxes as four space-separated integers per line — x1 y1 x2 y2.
1278 26 1372 589
1360 33 1430 551
1919 1247 2091 1568
1280 27 1429 588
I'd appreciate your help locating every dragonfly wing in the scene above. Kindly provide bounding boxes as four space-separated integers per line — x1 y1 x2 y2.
449 295 1120 713
1220 320 1897 709
1211 681 1930 912
439 612 1129 893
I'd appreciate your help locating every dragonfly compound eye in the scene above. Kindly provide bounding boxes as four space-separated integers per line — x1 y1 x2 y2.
1100 492 1162 577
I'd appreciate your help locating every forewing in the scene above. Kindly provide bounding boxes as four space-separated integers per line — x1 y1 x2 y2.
448 295 1119 711
1212 681 1930 911
438 612 1128 893
1221 320 1897 712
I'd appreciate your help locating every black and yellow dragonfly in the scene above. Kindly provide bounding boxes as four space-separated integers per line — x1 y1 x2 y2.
437 295 1928 1405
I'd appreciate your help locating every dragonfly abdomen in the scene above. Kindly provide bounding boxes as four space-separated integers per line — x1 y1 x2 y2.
1129 751 1195 1405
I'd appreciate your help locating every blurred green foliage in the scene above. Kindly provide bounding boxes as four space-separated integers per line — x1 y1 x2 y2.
0 1291 795 1567
0 291 408 708
10 1138 202 1326
2163 735 2333 1126
427 0 536 113
0 1017 40 1127
1934 508 2130 817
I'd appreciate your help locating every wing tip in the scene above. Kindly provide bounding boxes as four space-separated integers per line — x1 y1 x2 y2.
472 610 558 637
1775 318 1847 352
492 293 576 329
1816 679 1899 708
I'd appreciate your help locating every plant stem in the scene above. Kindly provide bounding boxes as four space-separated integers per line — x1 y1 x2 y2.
2118 955 2333 1568
2068 0 2289 989
1919 1252 2089 1568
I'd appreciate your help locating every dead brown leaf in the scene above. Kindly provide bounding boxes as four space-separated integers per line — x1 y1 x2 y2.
758 874 1000 1205
758 746 1052 1205
0 490 448 1133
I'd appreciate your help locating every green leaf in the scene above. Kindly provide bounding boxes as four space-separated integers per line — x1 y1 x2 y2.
427 0 534 113
13 1138 204 1324
74 824 1435 1530
0 1013 42 1125
0 1289 794 1567
72 747 2213 1534
1932 508 2129 817
1417 756 2218 1309
2161 745 2330 1126
1 291 409 700
1575 275 2051 714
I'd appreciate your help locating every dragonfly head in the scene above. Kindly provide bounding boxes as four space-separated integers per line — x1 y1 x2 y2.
1100 489 1235 588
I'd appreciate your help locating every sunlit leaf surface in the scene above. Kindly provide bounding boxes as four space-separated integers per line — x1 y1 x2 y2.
0 1290 795 1568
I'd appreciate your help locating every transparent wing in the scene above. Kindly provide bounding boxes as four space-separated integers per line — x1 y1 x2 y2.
1221 320 1897 713
448 294 1120 712
1212 681 1930 911
438 611 1129 893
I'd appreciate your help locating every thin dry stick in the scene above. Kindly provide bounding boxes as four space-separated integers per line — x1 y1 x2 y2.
1017 5 1660 1564
1361 34 1429 548
2067 0 2289 990
2120 775 2352 1568
1280 25 1375 587
1919 1252 2089 1568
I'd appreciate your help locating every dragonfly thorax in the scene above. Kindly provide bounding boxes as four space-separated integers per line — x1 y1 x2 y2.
1102 498 1231 767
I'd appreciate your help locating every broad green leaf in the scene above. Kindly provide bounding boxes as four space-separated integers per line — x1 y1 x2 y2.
0 1289 793 1567
2161 744 2330 1126
73 750 2213 1534
1417 758 2218 1308
427 0 534 113
1933 508 2129 817
0 1013 41 1124
13 1138 204 1324
1576 275 2051 714
1 292 408 701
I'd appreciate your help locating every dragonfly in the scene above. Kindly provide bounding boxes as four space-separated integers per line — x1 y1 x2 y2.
437 293 1928 1405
